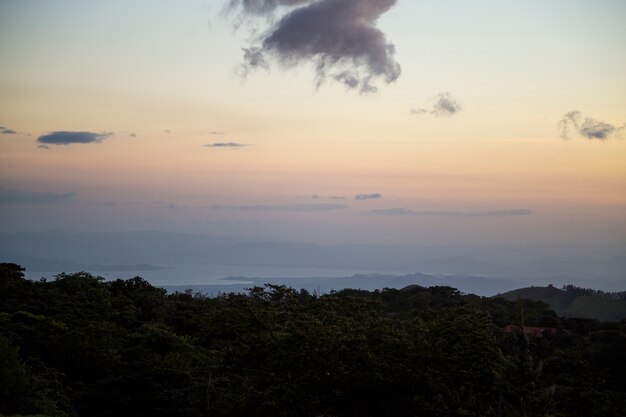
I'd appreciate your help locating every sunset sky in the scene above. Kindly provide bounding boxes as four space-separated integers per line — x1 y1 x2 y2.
1 0 625 245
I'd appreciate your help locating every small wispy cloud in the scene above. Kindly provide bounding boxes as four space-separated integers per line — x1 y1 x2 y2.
371 208 532 217
129 133 137 137
311 194 346 200
1 127 17 134
355 193 382 201
210 131 226 135
150 201 190 209
411 92 462 117
167 203 190 210
559 111 624 140
204 142 249 148
209 203 349 212
37 131 113 146
84 200 117 207
229 0 401 93
0 188 76 204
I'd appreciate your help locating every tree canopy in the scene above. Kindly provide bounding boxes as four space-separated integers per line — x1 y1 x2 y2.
1 263 624 417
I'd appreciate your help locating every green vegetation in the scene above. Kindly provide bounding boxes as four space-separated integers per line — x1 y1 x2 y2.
1 263 624 417
562 284 626 300
496 285 626 322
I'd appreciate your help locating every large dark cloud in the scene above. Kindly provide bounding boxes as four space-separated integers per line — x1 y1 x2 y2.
209 203 349 212
559 111 625 141
411 92 462 117
0 188 76 204
371 208 532 217
230 0 401 93
37 131 113 145
355 193 382 200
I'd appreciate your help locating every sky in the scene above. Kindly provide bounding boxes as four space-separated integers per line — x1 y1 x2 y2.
1 0 625 246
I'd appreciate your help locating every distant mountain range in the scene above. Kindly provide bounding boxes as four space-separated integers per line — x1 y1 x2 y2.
1 231 624 292
495 286 626 322
162 272 623 302
163 272 531 298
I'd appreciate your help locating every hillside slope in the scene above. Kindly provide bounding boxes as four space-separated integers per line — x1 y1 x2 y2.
495 285 626 321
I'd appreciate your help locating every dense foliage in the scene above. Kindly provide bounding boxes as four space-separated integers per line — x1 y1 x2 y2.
1 263 624 417
562 284 626 301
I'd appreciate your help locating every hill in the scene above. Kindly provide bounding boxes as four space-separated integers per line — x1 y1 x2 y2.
495 285 626 321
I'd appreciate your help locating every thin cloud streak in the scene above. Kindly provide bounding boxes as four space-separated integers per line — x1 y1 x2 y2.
0 188 76 204
312 195 346 200
37 131 113 145
209 203 349 212
204 142 250 148
371 208 532 217
355 193 382 200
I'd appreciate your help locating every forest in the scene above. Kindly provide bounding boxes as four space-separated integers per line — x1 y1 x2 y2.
1 262 624 417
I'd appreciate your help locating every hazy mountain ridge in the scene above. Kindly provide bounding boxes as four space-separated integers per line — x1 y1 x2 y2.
3 231 625 299
2 231 624 283
162 272 625 300
495 286 626 321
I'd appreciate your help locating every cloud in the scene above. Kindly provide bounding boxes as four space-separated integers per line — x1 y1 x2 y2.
227 0 311 16
129 133 137 137
84 200 117 207
149 201 190 209
209 203 349 212
167 203 189 210
559 111 624 140
411 92 462 117
312 194 346 200
0 188 76 204
371 208 532 217
37 131 113 146
229 0 401 93
210 131 226 135
355 193 382 200
204 142 249 148
1 128 17 134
